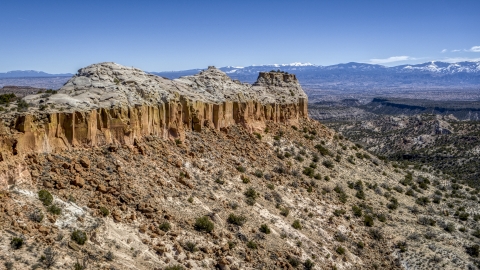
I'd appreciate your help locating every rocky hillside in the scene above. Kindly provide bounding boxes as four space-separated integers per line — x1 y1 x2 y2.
0 64 479 270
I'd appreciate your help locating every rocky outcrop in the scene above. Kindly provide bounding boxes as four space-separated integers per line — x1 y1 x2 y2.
0 62 308 157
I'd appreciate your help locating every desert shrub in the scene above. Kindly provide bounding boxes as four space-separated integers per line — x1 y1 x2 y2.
183 241 198 253
364 215 374 227
338 192 348 203
287 256 300 267
241 175 250 184
254 133 262 140
48 204 62 215
99 206 109 217
336 246 346 255
71 230 87 245
315 144 331 156
356 241 365 249
303 167 315 178
333 209 346 217
29 209 44 223
236 166 246 173
303 259 315 270
416 196 430 206
322 160 334 169
396 241 408 253
352 205 362 217
377 213 387 222
444 222 455 233
38 190 53 206
41 246 58 268
194 216 214 233
292 220 302 230
254 170 263 178
393 186 404 193
259 224 271 234
458 212 469 221
244 187 258 199
3 262 13 270
10 237 24 249
105 251 114 261
246 241 257 249
280 207 290 217
472 229 480 238
227 213 247 226
387 197 399 210
312 153 319 162
355 189 366 200
159 222 171 232
370 228 383 240
295 155 304 162
466 244 479 257
405 189 415 196
418 216 436 226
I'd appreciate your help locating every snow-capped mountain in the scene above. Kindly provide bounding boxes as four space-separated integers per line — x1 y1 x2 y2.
151 61 480 92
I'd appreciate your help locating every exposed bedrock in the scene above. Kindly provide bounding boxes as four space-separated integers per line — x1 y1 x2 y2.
0 62 308 157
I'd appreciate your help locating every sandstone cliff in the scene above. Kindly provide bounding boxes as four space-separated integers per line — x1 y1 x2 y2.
0 63 307 155
0 63 307 187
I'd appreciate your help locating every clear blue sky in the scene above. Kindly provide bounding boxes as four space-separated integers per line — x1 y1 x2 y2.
1 0 479 73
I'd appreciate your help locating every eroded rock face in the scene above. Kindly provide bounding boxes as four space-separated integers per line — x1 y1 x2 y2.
0 63 307 187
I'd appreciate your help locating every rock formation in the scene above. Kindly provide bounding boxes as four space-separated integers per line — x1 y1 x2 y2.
0 63 307 157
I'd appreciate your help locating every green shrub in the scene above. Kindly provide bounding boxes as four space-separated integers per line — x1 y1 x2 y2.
194 216 214 233
99 206 109 217
416 196 430 206
458 212 469 221
355 189 365 200
302 167 315 178
352 205 362 217
292 220 302 230
183 241 198 253
227 213 247 226
71 230 87 245
241 175 250 184
245 197 256 206
303 259 314 270
287 256 300 267
336 246 346 255
267 183 275 190
322 160 334 169
47 205 62 215
333 209 346 217
236 166 246 173
472 229 480 238
377 213 387 222
315 144 331 156
10 237 24 249
444 222 455 233
254 170 263 178
38 190 53 206
246 241 257 249
364 215 374 227
244 187 258 199
259 224 271 234
159 222 171 232
280 207 290 217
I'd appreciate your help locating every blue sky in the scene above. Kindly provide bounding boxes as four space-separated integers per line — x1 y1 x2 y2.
1 0 479 73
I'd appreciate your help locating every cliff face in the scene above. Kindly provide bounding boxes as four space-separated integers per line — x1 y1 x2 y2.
0 62 307 158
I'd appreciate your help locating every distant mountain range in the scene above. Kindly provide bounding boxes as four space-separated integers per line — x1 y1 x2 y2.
152 61 480 87
0 70 72 78
2 61 479 94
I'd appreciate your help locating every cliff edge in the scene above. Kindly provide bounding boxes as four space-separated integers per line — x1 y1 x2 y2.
0 62 307 157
